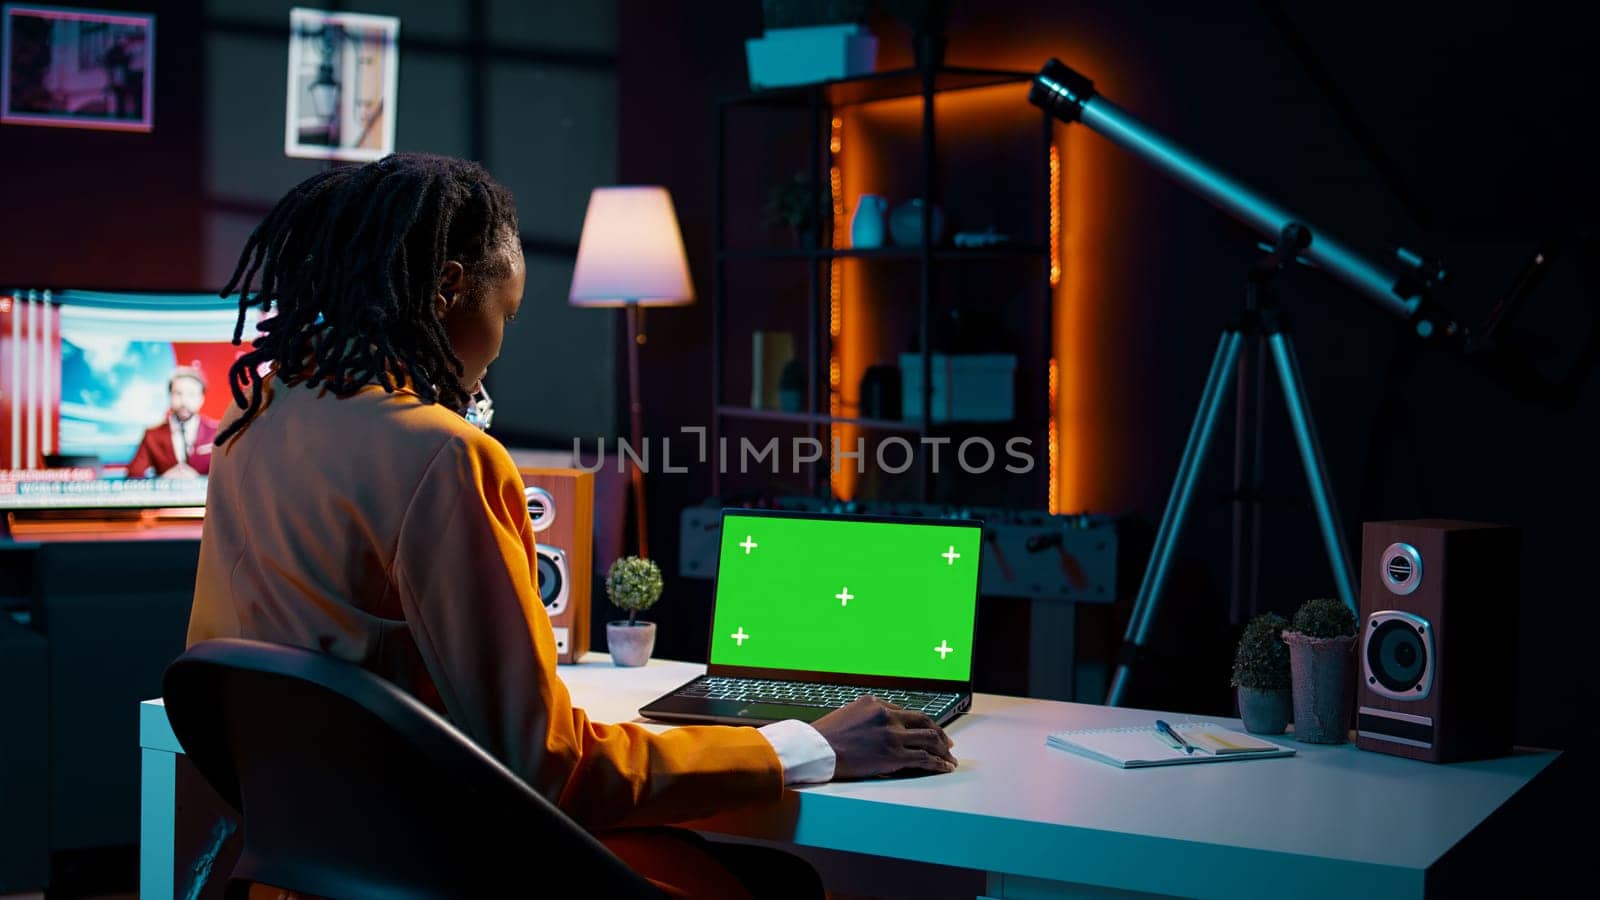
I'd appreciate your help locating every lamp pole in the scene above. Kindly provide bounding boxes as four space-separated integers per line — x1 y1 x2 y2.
626 301 648 559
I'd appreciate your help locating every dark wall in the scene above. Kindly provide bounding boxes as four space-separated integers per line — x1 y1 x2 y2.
612 1 758 665
618 2 1599 750
0 0 620 442
0 0 208 289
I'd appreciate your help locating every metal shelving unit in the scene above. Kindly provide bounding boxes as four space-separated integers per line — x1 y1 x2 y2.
711 66 1056 504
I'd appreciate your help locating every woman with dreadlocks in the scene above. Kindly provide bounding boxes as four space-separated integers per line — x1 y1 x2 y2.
186 154 955 897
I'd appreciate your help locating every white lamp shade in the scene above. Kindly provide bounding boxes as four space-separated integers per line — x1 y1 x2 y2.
568 186 695 307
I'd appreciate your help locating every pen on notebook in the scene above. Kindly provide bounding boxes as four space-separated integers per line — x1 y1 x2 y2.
1155 719 1197 754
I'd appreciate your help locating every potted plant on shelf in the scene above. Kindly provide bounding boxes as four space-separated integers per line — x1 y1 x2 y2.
605 556 664 667
1283 597 1358 743
763 172 822 248
1231 612 1292 735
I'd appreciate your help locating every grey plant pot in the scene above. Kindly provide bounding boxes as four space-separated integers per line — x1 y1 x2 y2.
607 621 657 667
1236 686 1292 735
1283 631 1357 744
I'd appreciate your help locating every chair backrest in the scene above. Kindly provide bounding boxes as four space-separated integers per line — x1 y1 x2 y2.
163 639 661 899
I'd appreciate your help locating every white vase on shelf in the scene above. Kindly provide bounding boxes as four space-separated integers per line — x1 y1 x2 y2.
850 194 888 249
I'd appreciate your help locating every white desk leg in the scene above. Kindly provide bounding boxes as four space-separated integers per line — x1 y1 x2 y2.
986 872 1176 899
140 747 177 900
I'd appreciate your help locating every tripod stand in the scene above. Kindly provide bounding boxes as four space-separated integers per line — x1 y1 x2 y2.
1106 224 1359 707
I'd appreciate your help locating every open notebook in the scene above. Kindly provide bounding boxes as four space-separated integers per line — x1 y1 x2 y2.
1046 722 1295 768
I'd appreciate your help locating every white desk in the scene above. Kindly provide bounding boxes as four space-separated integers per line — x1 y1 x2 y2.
140 656 1561 899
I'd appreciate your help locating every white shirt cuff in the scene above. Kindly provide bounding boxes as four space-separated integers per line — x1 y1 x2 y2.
758 718 836 785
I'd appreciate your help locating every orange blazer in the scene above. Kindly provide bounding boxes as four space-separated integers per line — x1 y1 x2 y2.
187 378 782 830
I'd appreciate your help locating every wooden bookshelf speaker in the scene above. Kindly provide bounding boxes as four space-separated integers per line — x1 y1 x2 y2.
519 467 594 664
1356 520 1520 762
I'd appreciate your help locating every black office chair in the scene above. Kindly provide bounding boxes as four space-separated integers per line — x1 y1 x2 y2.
163 639 663 899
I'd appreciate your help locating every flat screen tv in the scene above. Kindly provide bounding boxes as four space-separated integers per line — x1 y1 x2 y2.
0 288 262 512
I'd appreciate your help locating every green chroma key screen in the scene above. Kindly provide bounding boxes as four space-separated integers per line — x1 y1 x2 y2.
709 513 982 681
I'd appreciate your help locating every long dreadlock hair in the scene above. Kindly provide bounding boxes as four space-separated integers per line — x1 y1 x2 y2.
216 152 519 446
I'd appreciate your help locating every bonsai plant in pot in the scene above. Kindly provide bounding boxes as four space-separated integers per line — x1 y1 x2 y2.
605 556 663 667
1283 597 1358 743
1231 612 1292 735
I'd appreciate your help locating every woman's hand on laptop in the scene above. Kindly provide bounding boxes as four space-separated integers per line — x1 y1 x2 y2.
813 695 958 779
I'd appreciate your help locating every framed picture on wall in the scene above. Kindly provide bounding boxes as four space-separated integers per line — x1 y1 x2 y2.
1 4 155 132
285 7 399 162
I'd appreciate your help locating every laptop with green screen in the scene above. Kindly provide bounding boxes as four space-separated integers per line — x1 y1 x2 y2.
639 509 983 726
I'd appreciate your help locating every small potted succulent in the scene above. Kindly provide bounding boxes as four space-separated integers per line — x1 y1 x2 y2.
1231 612 1292 735
1283 597 1358 743
605 556 664 667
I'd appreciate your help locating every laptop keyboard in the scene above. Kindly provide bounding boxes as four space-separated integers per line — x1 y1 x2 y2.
675 676 961 717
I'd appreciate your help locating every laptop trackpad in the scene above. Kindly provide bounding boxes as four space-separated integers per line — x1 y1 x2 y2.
737 702 829 723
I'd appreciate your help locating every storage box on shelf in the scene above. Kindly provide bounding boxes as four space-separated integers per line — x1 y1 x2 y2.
898 352 1017 423
745 24 879 89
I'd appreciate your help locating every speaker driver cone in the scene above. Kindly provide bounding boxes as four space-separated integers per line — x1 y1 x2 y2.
1363 610 1434 701
535 544 569 616
1369 620 1426 692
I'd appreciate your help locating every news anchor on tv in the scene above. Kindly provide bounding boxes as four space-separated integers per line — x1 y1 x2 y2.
128 366 218 478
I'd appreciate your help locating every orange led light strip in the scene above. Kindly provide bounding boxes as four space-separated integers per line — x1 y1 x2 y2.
829 116 845 499
1050 144 1062 288
1048 141 1062 513
1048 356 1060 514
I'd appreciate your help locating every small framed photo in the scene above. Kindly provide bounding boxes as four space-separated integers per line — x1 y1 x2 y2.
2 4 155 132
285 7 399 162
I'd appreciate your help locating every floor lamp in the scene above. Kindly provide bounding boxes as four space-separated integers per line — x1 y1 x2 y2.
569 186 695 560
